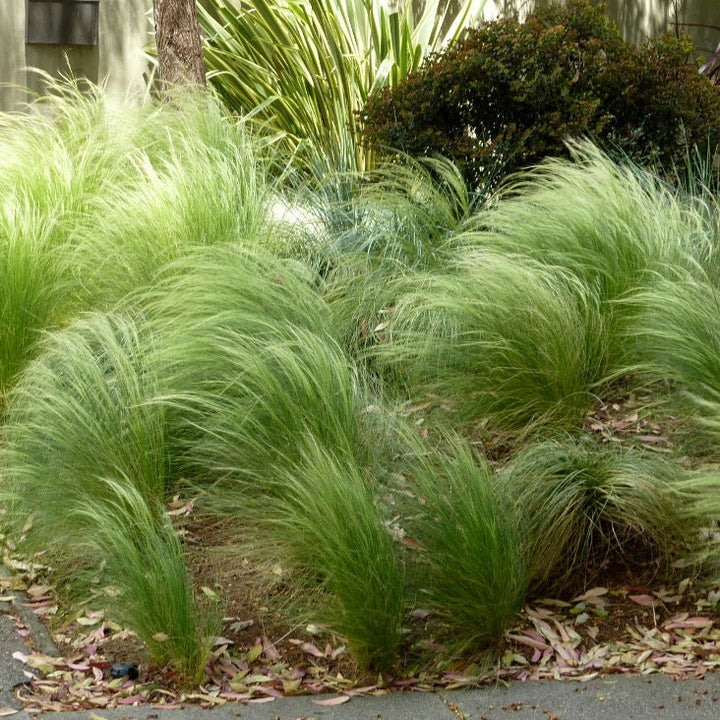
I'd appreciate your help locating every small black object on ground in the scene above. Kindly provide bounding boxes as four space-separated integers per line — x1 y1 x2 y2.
110 662 139 680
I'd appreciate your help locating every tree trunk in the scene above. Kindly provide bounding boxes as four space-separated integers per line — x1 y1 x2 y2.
153 0 206 90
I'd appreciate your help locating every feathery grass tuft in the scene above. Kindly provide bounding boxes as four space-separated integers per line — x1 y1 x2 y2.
268 439 405 671
71 91 275 307
404 436 527 650
0 77 276 398
628 276 720 442
2 312 167 533
140 245 369 488
468 142 701 301
73 478 217 682
371 250 607 434
1 312 215 678
502 437 691 593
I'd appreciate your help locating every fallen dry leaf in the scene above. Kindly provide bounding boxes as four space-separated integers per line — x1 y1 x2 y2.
629 594 657 607
312 695 350 706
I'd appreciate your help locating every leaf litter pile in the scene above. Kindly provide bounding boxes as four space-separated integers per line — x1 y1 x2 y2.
4 391 720 713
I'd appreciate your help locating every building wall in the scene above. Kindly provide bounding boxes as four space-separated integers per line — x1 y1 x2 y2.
606 0 719 57
1 0 153 111
1 1 720 112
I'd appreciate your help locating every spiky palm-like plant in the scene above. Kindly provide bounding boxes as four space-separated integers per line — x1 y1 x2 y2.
200 0 487 175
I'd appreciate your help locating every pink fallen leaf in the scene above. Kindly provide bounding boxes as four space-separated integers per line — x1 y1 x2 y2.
629 594 656 607
66 662 91 671
26 584 52 598
506 633 548 650
313 696 351 706
117 695 143 705
664 617 713 630
262 637 280 660
612 413 638 430
299 642 325 658
555 644 578 665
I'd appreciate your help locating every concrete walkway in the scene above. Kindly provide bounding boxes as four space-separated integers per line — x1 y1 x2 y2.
1 573 718 719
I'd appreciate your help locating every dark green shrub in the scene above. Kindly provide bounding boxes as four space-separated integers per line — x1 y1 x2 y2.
360 0 720 187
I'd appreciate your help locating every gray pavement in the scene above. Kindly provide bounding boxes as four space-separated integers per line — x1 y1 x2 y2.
0 675 719 720
1 571 719 718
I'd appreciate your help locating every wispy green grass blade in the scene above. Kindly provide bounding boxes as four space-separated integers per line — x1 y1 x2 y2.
70 91 276 308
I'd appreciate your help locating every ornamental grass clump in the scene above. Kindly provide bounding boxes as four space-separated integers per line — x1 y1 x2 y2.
73 478 216 683
0 77 276 398
1 313 215 678
628 276 720 442
0 76 142 394
2 313 167 520
465 143 700 304
140 245 370 488
0 213 74 398
268 438 405 671
161 327 372 493
71 91 275 308
502 438 691 594
403 436 527 650
321 156 481 358
370 250 607 435
141 246 403 669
